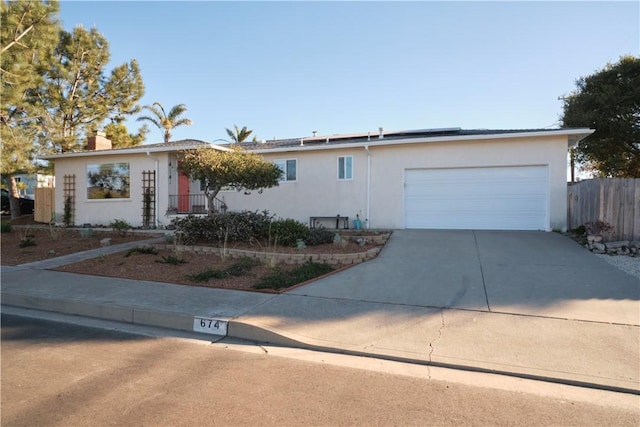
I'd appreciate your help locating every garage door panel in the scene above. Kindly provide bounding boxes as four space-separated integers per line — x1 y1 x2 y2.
404 166 548 230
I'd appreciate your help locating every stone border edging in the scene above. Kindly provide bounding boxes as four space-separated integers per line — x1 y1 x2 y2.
153 244 382 265
151 232 391 266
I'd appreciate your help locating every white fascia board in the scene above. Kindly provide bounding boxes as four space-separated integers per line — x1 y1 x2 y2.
39 143 231 160
249 128 596 154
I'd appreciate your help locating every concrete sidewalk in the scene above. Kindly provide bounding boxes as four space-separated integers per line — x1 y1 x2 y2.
2 231 639 394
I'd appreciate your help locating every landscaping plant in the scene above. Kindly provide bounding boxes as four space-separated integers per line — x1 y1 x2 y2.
110 219 132 237
125 246 158 257
253 260 333 290
187 257 259 282
1 221 12 233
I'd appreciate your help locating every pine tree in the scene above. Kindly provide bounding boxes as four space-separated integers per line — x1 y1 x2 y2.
36 25 145 153
0 0 59 217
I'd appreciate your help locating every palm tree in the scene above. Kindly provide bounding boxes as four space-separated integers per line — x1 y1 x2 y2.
137 102 192 143
225 125 256 144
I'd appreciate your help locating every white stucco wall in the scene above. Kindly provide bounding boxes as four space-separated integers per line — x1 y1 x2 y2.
48 133 572 231
52 152 171 227
220 149 369 228
367 135 569 230
224 134 570 231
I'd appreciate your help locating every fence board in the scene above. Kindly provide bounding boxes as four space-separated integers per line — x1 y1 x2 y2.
567 178 639 241
34 187 55 223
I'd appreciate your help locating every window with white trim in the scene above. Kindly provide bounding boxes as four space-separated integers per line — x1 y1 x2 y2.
338 155 353 180
275 159 297 182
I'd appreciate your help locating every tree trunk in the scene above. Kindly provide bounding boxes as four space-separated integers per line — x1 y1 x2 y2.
8 176 22 219
206 187 221 216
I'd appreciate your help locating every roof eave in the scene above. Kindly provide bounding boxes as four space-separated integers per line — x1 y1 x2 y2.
247 128 596 154
39 143 231 160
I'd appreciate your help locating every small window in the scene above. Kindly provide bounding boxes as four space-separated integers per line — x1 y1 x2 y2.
275 159 297 182
338 156 353 180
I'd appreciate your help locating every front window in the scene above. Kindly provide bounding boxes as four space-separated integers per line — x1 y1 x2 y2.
86 162 130 199
275 159 297 182
338 155 353 180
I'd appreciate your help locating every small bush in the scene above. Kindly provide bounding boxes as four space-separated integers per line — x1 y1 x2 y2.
269 218 310 247
172 210 274 245
1 221 12 233
63 196 73 227
110 219 132 237
571 225 586 235
253 260 333 290
306 227 334 246
19 238 36 248
584 221 614 235
125 246 158 257
80 228 94 238
224 257 260 276
156 255 188 265
187 257 259 282
188 268 227 282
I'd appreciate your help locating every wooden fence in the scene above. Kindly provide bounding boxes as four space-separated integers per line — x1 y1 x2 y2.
34 187 55 223
567 178 640 241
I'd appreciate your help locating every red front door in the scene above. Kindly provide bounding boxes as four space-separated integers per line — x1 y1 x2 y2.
178 162 190 213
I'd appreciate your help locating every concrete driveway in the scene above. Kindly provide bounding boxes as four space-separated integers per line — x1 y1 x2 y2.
288 230 640 325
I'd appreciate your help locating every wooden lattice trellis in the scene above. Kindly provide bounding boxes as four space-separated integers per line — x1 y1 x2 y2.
63 174 76 226
142 170 156 228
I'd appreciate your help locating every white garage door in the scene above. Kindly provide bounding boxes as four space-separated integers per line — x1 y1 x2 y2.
404 166 549 230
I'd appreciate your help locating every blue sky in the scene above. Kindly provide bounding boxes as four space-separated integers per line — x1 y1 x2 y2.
59 1 639 144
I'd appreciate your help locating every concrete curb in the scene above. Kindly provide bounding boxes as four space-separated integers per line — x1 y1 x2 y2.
2 291 638 396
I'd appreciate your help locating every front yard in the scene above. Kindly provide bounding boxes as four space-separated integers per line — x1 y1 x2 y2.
1 215 389 292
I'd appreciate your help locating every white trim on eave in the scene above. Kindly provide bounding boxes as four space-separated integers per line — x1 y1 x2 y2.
248 128 595 154
39 143 231 160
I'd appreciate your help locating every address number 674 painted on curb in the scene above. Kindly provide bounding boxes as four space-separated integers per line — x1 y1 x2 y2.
193 317 228 336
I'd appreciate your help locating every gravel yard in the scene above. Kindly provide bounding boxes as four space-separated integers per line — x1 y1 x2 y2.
595 254 640 281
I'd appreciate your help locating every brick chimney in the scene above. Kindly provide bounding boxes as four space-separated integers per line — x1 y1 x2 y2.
87 131 112 150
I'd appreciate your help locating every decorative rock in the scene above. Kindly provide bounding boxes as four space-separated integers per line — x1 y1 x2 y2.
100 238 112 247
587 235 603 243
606 241 629 250
592 242 606 252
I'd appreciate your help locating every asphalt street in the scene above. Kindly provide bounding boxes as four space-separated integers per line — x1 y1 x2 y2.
2 312 638 427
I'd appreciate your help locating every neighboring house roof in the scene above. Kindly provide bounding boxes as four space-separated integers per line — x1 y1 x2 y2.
39 139 230 159
39 128 594 159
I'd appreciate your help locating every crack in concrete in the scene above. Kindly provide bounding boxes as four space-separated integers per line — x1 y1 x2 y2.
427 310 446 379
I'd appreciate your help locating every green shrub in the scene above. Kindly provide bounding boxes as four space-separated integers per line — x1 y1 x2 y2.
188 268 227 282
1 221 12 233
187 257 260 282
156 255 188 265
306 227 334 246
253 260 333 290
110 219 132 237
19 238 36 248
79 228 94 238
224 257 260 276
269 218 310 246
172 210 274 245
125 246 158 257
63 196 73 227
